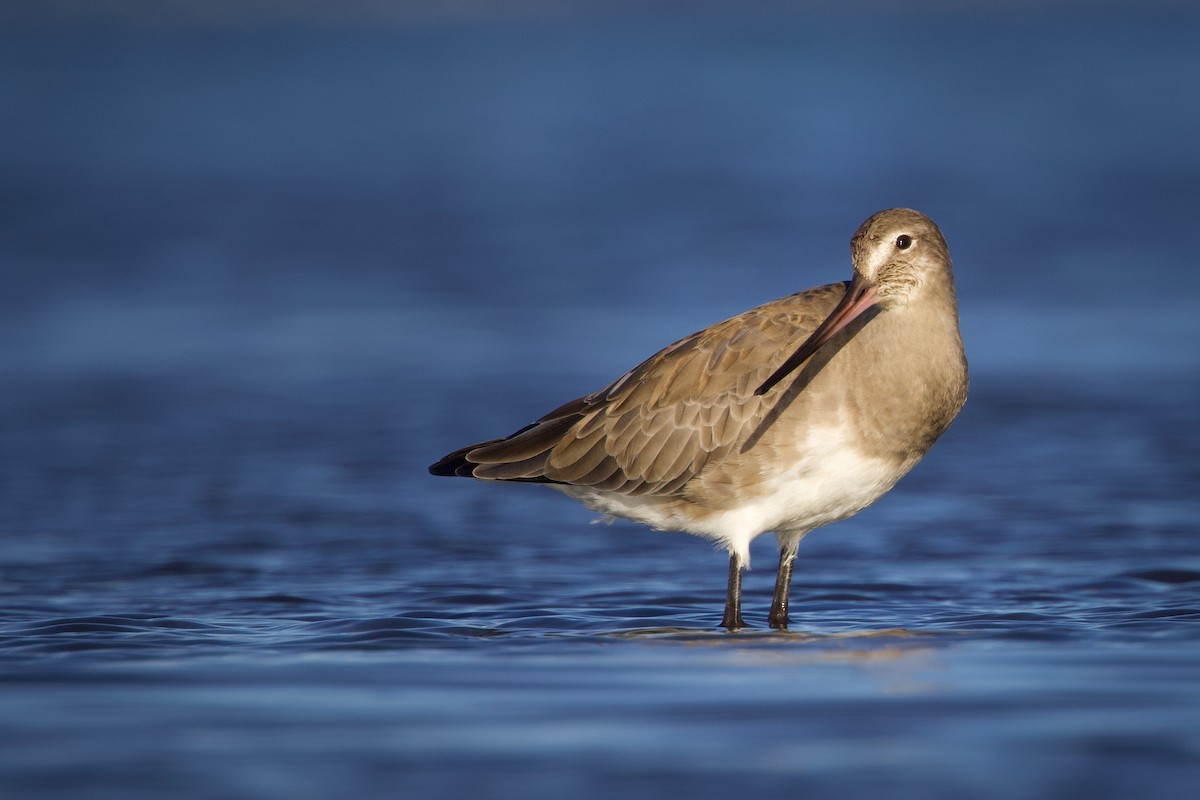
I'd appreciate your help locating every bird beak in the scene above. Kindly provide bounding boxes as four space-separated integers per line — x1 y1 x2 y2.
754 278 879 395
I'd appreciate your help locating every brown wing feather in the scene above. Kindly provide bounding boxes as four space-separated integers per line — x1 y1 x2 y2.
428 283 849 494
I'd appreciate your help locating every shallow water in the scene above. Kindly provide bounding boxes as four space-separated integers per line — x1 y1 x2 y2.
2 5 1200 799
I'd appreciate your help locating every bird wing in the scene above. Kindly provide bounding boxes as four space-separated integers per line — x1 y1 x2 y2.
439 282 847 495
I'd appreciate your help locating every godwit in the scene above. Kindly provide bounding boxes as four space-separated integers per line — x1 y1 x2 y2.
430 208 967 630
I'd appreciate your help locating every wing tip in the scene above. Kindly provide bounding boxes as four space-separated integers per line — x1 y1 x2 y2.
428 447 479 478
429 413 582 483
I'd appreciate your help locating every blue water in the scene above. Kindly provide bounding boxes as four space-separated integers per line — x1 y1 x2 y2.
2 5 1200 799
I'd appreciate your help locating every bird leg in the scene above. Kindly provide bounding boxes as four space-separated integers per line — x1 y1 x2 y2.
768 544 798 629
721 554 746 631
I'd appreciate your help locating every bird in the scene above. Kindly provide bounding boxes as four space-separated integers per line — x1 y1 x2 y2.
429 208 968 631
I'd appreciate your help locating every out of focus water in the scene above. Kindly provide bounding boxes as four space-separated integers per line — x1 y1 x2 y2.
2 5 1199 799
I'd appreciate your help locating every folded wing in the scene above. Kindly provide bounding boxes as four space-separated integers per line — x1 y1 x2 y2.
428 283 847 496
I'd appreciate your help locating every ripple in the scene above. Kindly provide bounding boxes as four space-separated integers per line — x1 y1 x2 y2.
1125 569 1200 585
1126 608 1200 620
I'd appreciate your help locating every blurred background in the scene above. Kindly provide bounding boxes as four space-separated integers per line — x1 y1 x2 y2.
1 2 1199 799
5 1 1198 386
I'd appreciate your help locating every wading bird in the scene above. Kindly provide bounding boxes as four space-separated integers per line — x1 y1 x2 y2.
430 208 967 630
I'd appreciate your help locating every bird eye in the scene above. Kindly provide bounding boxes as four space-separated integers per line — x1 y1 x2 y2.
896 235 913 250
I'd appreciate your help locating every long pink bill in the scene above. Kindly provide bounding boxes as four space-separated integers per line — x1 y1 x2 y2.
754 279 879 396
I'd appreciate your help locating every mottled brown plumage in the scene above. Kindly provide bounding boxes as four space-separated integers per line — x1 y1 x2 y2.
431 208 968 630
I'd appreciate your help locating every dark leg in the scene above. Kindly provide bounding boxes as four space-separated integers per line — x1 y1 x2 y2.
721 554 746 631
768 545 797 629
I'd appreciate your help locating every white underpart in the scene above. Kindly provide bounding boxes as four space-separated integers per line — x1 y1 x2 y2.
554 420 902 569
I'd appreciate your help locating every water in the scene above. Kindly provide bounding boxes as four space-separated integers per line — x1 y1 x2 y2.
2 5 1200 799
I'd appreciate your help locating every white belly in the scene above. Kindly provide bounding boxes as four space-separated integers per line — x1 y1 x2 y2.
553 422 906 567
